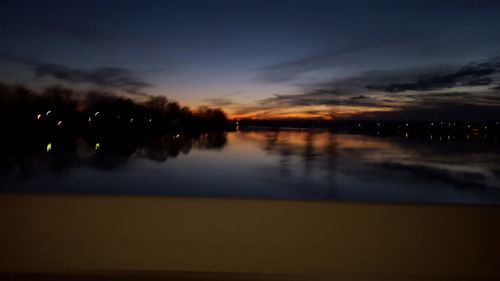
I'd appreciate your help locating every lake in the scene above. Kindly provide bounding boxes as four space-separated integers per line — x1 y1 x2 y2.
1 129 500 204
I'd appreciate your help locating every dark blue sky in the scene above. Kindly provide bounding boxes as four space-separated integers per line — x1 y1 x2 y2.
1 0 500 119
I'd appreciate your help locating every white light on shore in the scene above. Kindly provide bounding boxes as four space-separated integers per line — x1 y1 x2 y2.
36 114 42 120
57 121 63 126
46 110 52 116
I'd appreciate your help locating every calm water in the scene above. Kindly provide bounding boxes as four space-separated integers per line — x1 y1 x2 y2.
1 129 500 204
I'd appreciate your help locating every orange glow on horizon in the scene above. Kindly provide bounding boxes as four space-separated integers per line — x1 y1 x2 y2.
129 92 398 121
226 105 396 120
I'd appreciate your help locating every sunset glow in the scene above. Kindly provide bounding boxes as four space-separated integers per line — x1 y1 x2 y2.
1 1 500 121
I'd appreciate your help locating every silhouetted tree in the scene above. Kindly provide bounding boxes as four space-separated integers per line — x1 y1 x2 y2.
0 83 230 134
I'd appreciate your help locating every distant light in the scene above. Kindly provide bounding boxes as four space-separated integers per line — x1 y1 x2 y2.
377 131 380 135
485 126 488 129
467 135 470 139
430 123 434 126
57 121 63 126
46 110 52 116
130 118 134 123
496 122 499 125
95 143 100 150
448 135 450 140
95 112 100 116
430 135 433 140
236 121 239 125
467 125 471 128
406 123 409 127
36 114 42 120
377 123 380 126
175 134 180 138
88 117 92 122
405 133 409 139
448 123 451 126
46 143 52 152
149 118 152 122
117 116 121 119
358 123 361 127
440 122 443 125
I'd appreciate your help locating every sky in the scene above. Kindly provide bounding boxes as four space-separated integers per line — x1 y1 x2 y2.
1 0 500 120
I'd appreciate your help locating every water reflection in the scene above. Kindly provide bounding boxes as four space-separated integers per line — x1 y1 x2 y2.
1 129 499 204
0 131 227 178
232 129 500 203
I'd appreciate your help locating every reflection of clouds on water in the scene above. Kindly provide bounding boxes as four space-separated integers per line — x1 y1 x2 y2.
234 129 340 199
235 130 500 200
1 129 499 203
376 162 488 189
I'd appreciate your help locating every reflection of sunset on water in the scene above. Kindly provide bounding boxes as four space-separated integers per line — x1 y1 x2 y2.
2 129 498 204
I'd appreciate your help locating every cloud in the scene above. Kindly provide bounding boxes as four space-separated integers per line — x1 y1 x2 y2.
240 57 500 120
258 54 335 83
0 54 151 95
482 95 500 102
350 95 370 100
34 64 150 95
353 101 500 121
202 97 234 106
258 91 383 108
366 59 500 92
399 91 472 101
256 40 418 83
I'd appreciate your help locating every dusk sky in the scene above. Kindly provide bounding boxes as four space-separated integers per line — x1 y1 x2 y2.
1 0 500 120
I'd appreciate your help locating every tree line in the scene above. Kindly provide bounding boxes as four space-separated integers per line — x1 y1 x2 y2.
0 83 230 134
